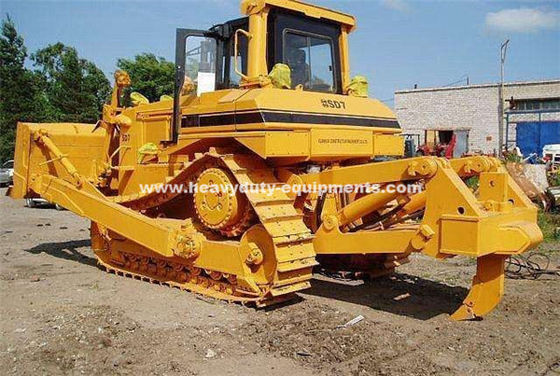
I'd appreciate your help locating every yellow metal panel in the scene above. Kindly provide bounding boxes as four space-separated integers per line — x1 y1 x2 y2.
218 89 250 103
265 131 309 156
194 240 247 276
479 172 508 203
15 123 106 192
373 134 405 156
232 130 311 158
235 88 398 124
233 133 268 157
141 116 171 146
439 217 480 256
118 164 180 196
10 122 31 198
181 90 238 121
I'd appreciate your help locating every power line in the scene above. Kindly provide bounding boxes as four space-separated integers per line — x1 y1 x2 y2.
442 74 470 88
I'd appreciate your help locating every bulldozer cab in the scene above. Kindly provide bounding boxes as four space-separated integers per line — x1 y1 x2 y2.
268 10 342 93
172 0 355 140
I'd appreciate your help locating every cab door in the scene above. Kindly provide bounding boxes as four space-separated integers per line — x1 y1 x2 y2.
171 29 220 142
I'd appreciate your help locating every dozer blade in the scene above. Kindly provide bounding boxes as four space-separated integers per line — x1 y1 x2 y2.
450 254 507 321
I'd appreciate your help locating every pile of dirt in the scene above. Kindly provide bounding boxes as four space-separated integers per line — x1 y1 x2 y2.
237 303 449 376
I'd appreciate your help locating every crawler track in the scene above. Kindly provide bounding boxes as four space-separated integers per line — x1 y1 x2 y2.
96 150 317 305
95 250 263 304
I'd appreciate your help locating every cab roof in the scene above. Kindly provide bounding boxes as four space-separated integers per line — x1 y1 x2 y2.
241 0 356 31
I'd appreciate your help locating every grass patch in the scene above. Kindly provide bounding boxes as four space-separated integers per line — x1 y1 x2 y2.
464 176 479 190
538 211 560 242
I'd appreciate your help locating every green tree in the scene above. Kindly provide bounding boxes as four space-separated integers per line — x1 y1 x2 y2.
31 43 111 123
117 53 174 103
0 15 45 162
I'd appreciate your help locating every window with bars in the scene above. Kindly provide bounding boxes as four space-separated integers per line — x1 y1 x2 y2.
512 98 560 111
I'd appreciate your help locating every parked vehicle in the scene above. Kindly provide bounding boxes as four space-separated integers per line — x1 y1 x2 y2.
543 144 560 165
0 160 14 186
25 197 65 210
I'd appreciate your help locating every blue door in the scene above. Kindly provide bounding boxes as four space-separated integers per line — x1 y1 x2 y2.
516 121 560 156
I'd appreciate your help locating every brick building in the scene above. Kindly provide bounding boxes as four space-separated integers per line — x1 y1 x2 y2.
394 79 560 155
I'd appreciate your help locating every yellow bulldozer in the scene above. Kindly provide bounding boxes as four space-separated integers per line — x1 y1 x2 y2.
9 0 542 320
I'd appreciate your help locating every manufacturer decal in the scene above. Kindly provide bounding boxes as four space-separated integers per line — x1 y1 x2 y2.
321 99 346 109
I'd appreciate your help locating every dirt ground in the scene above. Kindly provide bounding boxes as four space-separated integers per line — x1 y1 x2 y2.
1 188 559 376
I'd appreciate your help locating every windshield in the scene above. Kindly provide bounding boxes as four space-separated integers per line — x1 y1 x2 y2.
3 161 13 169
283 31 335 93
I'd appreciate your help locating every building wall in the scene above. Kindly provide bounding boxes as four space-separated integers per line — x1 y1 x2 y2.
394 80 560 154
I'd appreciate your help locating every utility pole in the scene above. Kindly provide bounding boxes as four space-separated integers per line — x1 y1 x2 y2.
498 39 509 154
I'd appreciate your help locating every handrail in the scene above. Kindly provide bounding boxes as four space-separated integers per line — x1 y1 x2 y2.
234 29 252 81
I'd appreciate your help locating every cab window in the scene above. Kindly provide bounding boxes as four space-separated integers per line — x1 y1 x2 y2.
283 31 335 93
268 10 342 94
184 36 217 96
